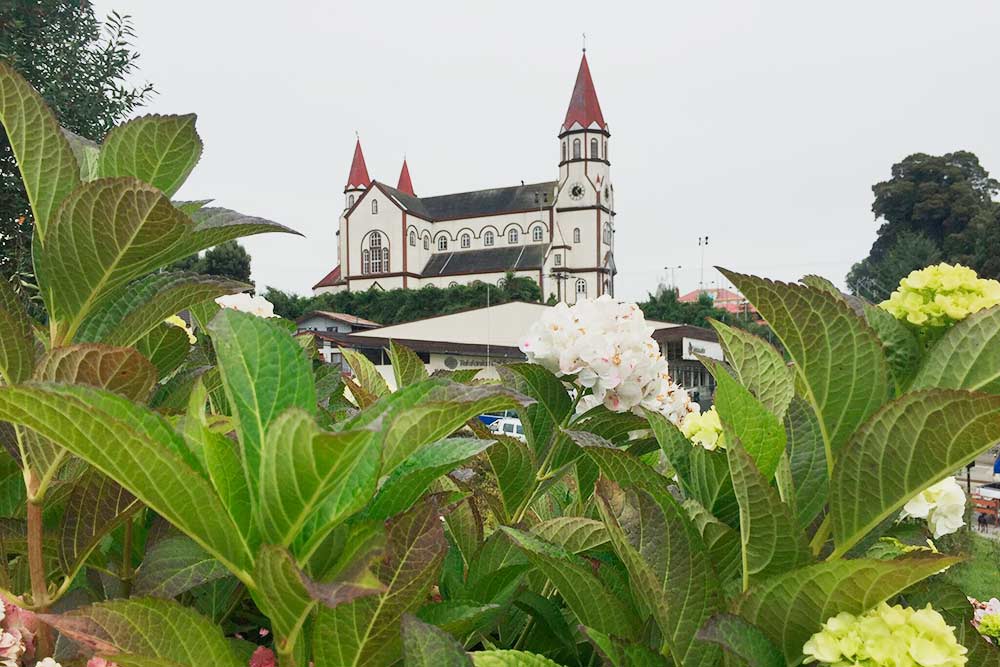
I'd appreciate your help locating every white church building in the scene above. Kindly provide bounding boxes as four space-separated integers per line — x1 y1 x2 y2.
312 52 616 303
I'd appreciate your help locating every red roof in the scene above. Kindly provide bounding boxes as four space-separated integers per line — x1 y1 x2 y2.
562 53 607 132
397 159 415 196
677 288 751 314
312 265 341 289
345 139 371 190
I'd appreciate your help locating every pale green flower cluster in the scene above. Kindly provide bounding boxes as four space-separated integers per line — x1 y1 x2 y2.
979 613 1000 642
880 263 1000 327
680 407 725 451
803 602 967 667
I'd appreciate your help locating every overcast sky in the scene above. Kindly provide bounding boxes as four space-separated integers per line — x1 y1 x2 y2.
92 1 1000 301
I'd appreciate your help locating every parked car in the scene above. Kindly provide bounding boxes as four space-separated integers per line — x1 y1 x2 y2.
489 416 526 441
479 409 519 427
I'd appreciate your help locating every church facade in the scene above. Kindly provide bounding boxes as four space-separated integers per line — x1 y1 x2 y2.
312 53 616 303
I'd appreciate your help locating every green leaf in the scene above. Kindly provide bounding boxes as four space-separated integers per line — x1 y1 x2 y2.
36 178 196 342
471 651 564 666
390 341 430 388
415 600 501 638
59 468 140 577
0 60 81 241
63 128 101 180
76 271 247 346
0 279 35 383
41 597 244 667
727 441 811 585
530 517 608 553
484 434 535 523
581 626 671 667
696 614 784 667
647 409 695 495
401 614 473 666
208 309 316 499
97 114 203 197
0 384 253 577
500 526 640 639
368 437 494 521
912 306 1000 394
199 423 254 545
785 397 828 530
721 270 891 467
341 347 391 398
732 555 960 663
683 498 742 584
864 303 922 391
690 446 740 528
259 409 379 548
312 496 451 667
710 319 794 419
577 433 674 507
134 535 229 599
707 358 786 478
185 206 299 252
135 322 190 379
829 389 1000 555
36 344 157 402
499 363 572 457
595 479 722 666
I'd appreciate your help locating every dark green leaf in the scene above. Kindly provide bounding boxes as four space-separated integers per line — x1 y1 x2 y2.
97 114 202 197
912 305 1000 394
60 468 140 577
696 613 784 667
390 341 430 388
134 535 229 599
401 614 473 667
865 303 922 391
0 280 35 383
710 319 794 419
785 397 828 530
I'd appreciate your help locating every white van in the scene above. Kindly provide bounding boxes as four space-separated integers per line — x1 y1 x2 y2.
489 417 526 441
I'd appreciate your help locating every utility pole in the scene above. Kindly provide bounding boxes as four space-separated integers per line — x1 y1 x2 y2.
698 236 709 292
664 265 682 294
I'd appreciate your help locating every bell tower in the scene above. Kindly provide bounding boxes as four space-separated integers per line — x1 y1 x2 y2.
557 51 611 210
344 138 371 210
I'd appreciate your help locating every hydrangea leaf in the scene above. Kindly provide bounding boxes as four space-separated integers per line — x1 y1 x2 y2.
864 303 922 391
695 613 784 667
0 384 253 577
97 114 203 197
389 340 429 387
727 441 811 585
498 363 572 459
911 305 1000 394
576 432 674 505
0 280 35 384
829 389 1000 555
690 446 740 528
40 597 244 667
646 409 696 495
594 479 722 666
471 651 564 666
134 535 229 599
0 61 81 241
530 517 608 553
785 397 828 530
415 601 502 638
484 433 536 523
710 319 794 420
184 206 299 253
401 615 473 667
59 468 140 578
580 626 671 667
500 526 640 640
208 309 316 501
76 271 248 346
312 496 450 667
135 322 190 379
341 347 391 398
720 270 891 468
683 498 742 583
732 555 960 663
62 128 101 181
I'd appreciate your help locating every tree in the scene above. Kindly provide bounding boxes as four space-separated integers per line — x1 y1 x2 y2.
199 241 252 283
848 151 1000 294
1 1 154 279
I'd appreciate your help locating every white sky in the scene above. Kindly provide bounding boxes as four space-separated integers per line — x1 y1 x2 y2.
93 1 1000 302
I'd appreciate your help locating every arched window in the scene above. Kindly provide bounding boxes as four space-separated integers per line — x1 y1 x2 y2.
438 236 448 251
532 226 543 242
409 230 416 246
497 277 507 288
562 142 566 162
383 247 390 272
371 199 378 214
448 281 459 287
554 254 562 267
362 249 371 274
508 229 519 244
591 137 599 158
348 194 355 208
423 234 430 250
576 279 587 298
365 232 387 274
573 228 581 244
603 224 612 244
484 231 495 246
572 139 581 159
461 233 471 249
604 141 608 160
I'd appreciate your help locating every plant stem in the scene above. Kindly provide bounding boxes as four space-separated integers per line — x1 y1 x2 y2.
26 471 52 657
809 515 832 557
120 516 134 597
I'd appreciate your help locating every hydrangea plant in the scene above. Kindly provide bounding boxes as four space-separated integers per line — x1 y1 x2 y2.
1 60 1000 666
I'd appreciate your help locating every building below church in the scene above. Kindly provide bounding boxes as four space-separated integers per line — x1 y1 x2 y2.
312 52 617 304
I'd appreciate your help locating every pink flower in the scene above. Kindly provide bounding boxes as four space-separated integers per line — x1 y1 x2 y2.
249 646 276 667
87 658 120 667
0 630 21 667
2 601 37 659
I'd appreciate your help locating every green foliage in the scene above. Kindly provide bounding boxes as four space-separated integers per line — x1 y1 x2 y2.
170 240 253 285
639 288 771 338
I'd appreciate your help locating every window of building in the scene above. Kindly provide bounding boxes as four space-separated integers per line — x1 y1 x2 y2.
604 141 608 160
576 278 587 297
438 236 448 251
371 199 378 214
362 249 370 274
572 138 581 159
365 232 388 274
348 194 355 208
532 226 543 242
484 230 495 246
382 247 389 272
508 229 519 244
603 224 612 244
554 254 562 267
461 233 471 249
423 234 430 250
591 137 599 158
448 281 459 287
498 277 507 288
562 142 566 162
409 230 416 246
573 228 581 244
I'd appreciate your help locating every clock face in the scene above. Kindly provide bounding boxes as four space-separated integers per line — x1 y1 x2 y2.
569 183 585 201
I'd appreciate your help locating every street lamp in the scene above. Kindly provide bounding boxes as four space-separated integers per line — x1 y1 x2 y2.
697 236 709 292
663 265 682 294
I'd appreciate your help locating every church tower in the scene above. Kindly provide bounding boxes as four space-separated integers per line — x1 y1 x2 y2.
344 138 371 209
557 51 611 209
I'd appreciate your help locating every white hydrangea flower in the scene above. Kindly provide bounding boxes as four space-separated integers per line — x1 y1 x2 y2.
35 659 63 667
215 293 277 318
520 296 698 423
900 477 966 538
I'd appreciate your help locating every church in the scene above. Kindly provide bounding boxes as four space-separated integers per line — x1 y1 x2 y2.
312 52 616 303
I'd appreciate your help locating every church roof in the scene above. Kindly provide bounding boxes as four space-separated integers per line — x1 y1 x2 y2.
562 53 607 132
422 243 548 277
345 139 371 190
377 180 557 221
312 265 342 289
397 159 415 195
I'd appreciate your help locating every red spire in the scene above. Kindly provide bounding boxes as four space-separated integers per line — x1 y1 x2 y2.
396 158 415 195
562 53 606 132
345 139 371 190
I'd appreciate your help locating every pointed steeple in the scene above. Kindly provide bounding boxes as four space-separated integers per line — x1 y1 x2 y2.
345 138 371 191
561 53 606 133
396 158 415 196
